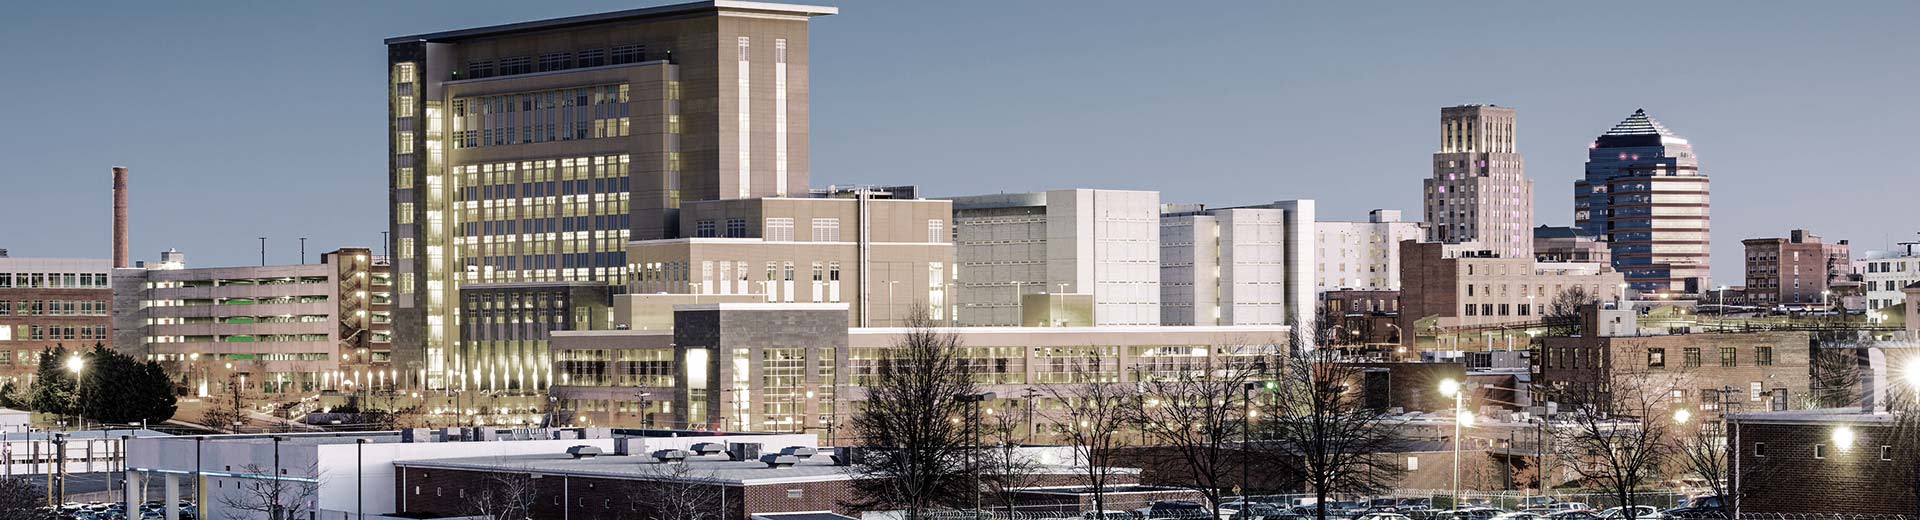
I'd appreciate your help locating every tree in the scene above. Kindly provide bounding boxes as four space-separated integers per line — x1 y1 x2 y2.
632 462 729 520
1129 356 1257 518
0 382 26 411
981 400 1046 516
201 372 250 432
76 344 178 424
1546 365 1681 520
1040 350 1133 516
29 346 77 417
1257 325 1407 520
845 309 981 518
217 463 319 520
466 469 539 520
0 477 41 520
1543 286 1594 337
1672 420 1773 519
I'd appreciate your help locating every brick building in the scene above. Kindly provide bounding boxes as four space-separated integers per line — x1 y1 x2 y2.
1743 229 1851 310
1729 409 1911 515
1396 241 1624 346
0 256 113 385
1539 328 1812 413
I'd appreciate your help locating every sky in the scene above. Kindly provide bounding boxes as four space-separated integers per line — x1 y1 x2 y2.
3 1 1916 284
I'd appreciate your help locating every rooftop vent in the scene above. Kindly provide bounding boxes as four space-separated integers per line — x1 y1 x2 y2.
761 454 800 468
690 442 727 456
566 445 604 459
653 449 690 464
780 446 818 459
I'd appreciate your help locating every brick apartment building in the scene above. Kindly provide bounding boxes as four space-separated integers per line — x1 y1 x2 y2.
1743 229 1850 310
1396 241 1624 346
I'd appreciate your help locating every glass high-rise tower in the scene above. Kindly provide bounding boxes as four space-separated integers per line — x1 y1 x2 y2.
1575 109 1710 295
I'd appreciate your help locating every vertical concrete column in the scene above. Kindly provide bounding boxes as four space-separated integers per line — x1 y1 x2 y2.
123 471 142 512
163 474 180 520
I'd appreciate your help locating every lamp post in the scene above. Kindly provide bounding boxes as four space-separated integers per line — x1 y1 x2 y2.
1439 379 1467 510
635 392 652 429
66 354 84 431
957 392 995 514
1241 382 1256 505
355 438 369 520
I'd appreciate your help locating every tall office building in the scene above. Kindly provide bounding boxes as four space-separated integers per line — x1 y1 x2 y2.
1160 200 1315 336
1423 105 1532 260
386 1 837 389
1575 109 1710 295
945 190 1162 327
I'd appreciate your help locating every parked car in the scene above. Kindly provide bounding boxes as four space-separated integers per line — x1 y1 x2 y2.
1434 509 1501 520
1517 497 1557 511
1597 506 1661 520
1396 499 1435 512
1136 501 1216 520
1545 511 1600 520
1491 512 1545 520
1076 510 1137 520
1662 496 1725 520
1358 513 1413 520
1225 502 1289 520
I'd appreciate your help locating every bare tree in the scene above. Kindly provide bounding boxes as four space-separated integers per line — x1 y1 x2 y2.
1672 419 1776 519
631 462 729 520
465 470 539 520
1810 346 1861 409
1129 356 1257 518
1257 327 1408 520
1546 365 1682 520
201 372 250 432
0 477 41 520
217 463 319 520
1543 286 1594 337
982 402 1046 516
845 308 981 518
1040 349 1133 515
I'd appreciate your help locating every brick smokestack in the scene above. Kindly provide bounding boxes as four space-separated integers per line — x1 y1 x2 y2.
113 166 129 268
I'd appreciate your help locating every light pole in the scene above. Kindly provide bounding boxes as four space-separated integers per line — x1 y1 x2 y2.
355 438 369 520
958 392 995 513
1241 382 1256 505
66 354 85 430
635 392 652 429
1439 378 1468 510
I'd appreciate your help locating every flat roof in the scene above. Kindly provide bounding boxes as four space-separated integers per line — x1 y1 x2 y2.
1728 408 1898 425
398 451 857 485
386 1 837 45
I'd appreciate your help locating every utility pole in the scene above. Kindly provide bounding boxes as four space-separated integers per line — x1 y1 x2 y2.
258 237 267 266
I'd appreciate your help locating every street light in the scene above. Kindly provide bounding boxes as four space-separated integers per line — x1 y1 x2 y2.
1832 426 1855 450
1672 408 1692 425
1439 378 1466 510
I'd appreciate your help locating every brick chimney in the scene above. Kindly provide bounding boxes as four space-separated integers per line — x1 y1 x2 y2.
112 166 129 268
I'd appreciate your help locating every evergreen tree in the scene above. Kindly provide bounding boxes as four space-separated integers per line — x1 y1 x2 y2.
76 344 177 424
28 346 76 416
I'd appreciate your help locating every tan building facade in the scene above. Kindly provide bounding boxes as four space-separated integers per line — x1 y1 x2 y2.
1539 330 1812 413
627 194 954 327
1397 241 1624 342
1424 105 1533 260
549 303 1289 441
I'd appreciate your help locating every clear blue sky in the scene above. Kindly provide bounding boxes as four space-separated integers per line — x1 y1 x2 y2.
5 1 1916 284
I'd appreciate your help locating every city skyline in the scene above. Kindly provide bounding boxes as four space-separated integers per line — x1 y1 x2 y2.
4 1 1918 285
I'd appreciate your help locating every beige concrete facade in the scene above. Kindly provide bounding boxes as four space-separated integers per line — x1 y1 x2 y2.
549 303 1289 441
111 248 391 396
945 189 1163 327
387 2 836 388
1397 241 1624 341
627 196 955 327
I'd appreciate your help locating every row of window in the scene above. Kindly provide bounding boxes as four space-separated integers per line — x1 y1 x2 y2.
463 44 650 80
0 272 108 289
0 325 109 342
1646 345 1774 368
1758 441 1896 462
0 299 108 316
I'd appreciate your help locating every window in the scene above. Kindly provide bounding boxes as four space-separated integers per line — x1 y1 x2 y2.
1882 445 1894 462
1647 348 1666 368
811 218 840 242
577 49 606 68
695 219 717 238
1406 457 1419 470
1755 346 1774 366
766 218 795 241
611 44 644 65
927 219 946 243
1754 442 1766 457
725 219 747 238
538 53 571 72
1750 382 1763 402
1682 347 1701 368
1814 444 1827 459
1719 346 1737 367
